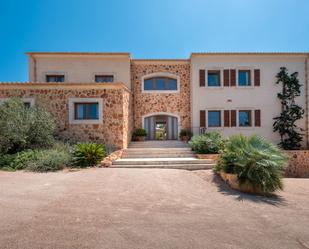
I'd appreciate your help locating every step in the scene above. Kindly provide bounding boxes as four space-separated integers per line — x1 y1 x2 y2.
128 142 189 148
113 158 214 166
122 154 195 158
123 149 193 154
130 141 187 144
124 149 193 154
110 163 215 170
128 145 189 149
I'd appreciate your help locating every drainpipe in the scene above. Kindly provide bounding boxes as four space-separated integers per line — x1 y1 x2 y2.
29 54 37 82
305 54 309 149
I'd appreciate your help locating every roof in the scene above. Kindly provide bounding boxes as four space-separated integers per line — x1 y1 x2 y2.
26 51 309 60
26 52 131 57
191 52 309 57
0 82 131 92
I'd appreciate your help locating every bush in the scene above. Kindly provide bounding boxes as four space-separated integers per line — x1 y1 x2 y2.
26 149 72 172
0 98 56 154
0 153 16 170
72 143 106 167
0 141 73 172
133 128 147 137
10 150 39 170
215 135 288 193
189 132 224 154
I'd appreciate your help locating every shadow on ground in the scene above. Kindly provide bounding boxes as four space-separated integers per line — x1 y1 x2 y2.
208 172 287 206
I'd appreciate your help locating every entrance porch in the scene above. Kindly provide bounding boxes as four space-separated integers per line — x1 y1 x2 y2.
143 114 179 140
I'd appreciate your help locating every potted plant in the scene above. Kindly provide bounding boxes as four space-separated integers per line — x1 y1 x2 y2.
215 135 288 195
133 128 147 141
188 132 224 160
179 129 193 142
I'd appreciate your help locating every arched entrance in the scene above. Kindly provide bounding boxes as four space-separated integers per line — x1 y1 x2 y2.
143 114 178 140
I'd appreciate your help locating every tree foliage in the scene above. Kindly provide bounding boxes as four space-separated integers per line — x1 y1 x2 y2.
273 67 304 150
0 98 56 154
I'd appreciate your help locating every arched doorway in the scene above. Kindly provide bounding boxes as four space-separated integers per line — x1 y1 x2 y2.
144 114 178 140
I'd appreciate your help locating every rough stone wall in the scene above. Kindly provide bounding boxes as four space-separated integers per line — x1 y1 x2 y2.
122 90 134 148
285 150 309 178
131 61 191 131
0 86 129 149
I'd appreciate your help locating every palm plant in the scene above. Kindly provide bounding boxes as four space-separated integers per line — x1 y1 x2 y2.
72 143 106 167
215 135 288 193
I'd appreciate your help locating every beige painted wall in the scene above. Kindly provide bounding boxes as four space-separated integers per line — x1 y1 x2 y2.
28 54 131 89
191 54 308 147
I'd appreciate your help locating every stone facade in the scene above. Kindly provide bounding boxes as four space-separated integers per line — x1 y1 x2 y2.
285 150 309 177
131 60 191 132
0 83 132 149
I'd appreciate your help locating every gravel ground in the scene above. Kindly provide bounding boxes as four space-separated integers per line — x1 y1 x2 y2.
0 168 309 249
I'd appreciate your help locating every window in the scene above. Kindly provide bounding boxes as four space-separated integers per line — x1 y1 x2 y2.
238 70 251 86
95 75 114 83
208 111 221 127
74 103 99 120
143 77 177 91
238 110 252 127
207 70 221 87
23 102 31 108
0 98 34 107
46 75 65 82
69 98 103 124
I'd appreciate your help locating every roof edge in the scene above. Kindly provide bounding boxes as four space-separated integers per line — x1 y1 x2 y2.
191 52 309 57
0 82 131 92
26 52 131 57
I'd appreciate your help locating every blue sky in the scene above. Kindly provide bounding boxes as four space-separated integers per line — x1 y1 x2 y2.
1 0 309 81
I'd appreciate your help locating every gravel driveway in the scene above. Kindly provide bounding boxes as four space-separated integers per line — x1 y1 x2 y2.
0 168 309 249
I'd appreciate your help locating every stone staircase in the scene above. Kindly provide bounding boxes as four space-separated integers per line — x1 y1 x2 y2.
111 141 215 170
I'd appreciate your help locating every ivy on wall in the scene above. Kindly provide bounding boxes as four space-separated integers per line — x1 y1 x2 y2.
273 67 304 150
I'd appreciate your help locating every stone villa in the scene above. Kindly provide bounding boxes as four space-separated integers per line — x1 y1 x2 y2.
0 52 308 149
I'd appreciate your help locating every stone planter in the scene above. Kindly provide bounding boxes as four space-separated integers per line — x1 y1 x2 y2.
135 136 146 142
285 150 309 178
180 136 190 143
219 171 263 194
196 154 220 161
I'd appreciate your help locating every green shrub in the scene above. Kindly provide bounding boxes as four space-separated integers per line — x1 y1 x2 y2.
0 153 16 170
52 141 72 154
26 149 72 172
133 128 147 137
0 98 56 154
0 141 73 172
72 143 106 167
179 129 193 138
10 150 39 170
189 132 224 154
215 135 288 193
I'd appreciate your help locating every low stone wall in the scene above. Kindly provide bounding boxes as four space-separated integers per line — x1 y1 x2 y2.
285 150 309 178
101 150 123 167
196 154 220 160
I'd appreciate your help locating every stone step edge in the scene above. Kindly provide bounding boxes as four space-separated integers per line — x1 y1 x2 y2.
113 160 214 165
121 154 193 159
124 149 192 152
109 164 215 170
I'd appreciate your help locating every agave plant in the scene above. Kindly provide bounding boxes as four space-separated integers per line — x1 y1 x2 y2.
216 135 288 193
72 143 106 167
